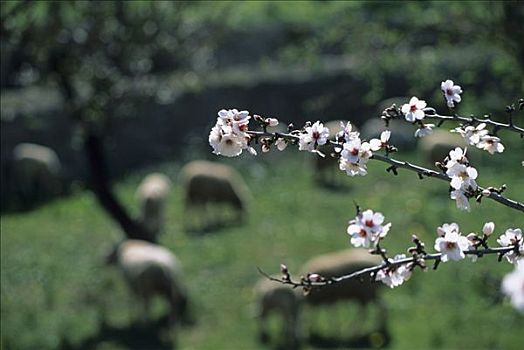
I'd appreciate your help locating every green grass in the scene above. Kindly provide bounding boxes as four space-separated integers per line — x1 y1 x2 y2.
1 140 523 350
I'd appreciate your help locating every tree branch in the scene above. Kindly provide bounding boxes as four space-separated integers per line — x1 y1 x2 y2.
425 112 524 135
246 130 524 212
84 131 154 242
371 154 524 212
260 246 518 289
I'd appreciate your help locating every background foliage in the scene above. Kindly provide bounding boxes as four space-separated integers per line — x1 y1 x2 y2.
1 1 523 349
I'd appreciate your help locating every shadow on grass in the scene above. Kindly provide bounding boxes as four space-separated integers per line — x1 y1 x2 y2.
185 217 245 236
315 180 354 193
59 316 177 350
307 328 391 349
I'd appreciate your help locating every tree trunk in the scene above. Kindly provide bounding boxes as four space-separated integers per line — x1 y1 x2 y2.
84 130 154 242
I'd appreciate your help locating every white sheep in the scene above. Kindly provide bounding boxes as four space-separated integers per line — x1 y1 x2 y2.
299 249 386 338
254 277 301 348
135 173 172 240
11 142 63 208
179 160 250 230
107 239 188 326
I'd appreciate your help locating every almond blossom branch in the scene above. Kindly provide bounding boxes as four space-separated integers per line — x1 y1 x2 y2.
259 246 517 289
245 130 524 212
424 112 524 136
371 154 524 212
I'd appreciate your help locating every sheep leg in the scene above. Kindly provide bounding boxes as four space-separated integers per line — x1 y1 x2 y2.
375 299 388 332
167 293 179 328
258 311 270 344
137 293 150 327
284 311 300 349
352 302 367 336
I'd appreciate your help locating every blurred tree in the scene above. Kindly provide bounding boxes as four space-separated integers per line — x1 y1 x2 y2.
1 1 228 241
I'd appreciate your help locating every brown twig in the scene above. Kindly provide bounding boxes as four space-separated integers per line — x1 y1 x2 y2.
246 130 524 212
425 112 524 136
258 246 518 289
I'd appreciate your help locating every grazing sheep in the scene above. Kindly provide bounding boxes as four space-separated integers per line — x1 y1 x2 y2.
299 249 386 337
11 143 63 208
107 239 188 326
180 160 250 230
254 277 301 348
136 173 172 240
314 120 350 187
419 129 464 166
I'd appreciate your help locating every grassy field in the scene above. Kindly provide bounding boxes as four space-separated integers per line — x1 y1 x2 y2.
1 137 523 350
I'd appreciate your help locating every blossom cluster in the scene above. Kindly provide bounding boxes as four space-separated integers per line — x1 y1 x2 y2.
401 96 435 138
346 209 391 248
434 223 523 267
343 207 523 304
497 228 524 265
434 222 471 262
399 79 505 155
375 254 412 288
453 123 505 155
434 223 523 311
444 147 478 211
298 121 330 153
209 109 255 157
400 79 462 138
297 120 390 177
338 129 373 176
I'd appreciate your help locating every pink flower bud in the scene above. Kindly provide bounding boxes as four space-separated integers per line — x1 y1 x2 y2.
275 138 287 151
467 232 478 242
266 118 279 127
308 273 322 282
482 222 495 236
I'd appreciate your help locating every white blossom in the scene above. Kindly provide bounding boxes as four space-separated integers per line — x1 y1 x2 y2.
453 123 488 146
347 209 391 248
339 158 369 177
434 229 470 262
446 147 468 167
339 138 372 177
441 80 463 108
502 261 524 313
497 228 523 265
218 108 250 124
298 121 330 152
369 130 391 151
266 118 279 127
443 147 477 210
337 121 359 143
450 189 471 211
414 124 435 138
401 96 427 122
477 135 505 154
446 163 478 191
209 123 248 157
210 109 254 157
275 138 287 151
437 222 461 237
376 254 412 288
